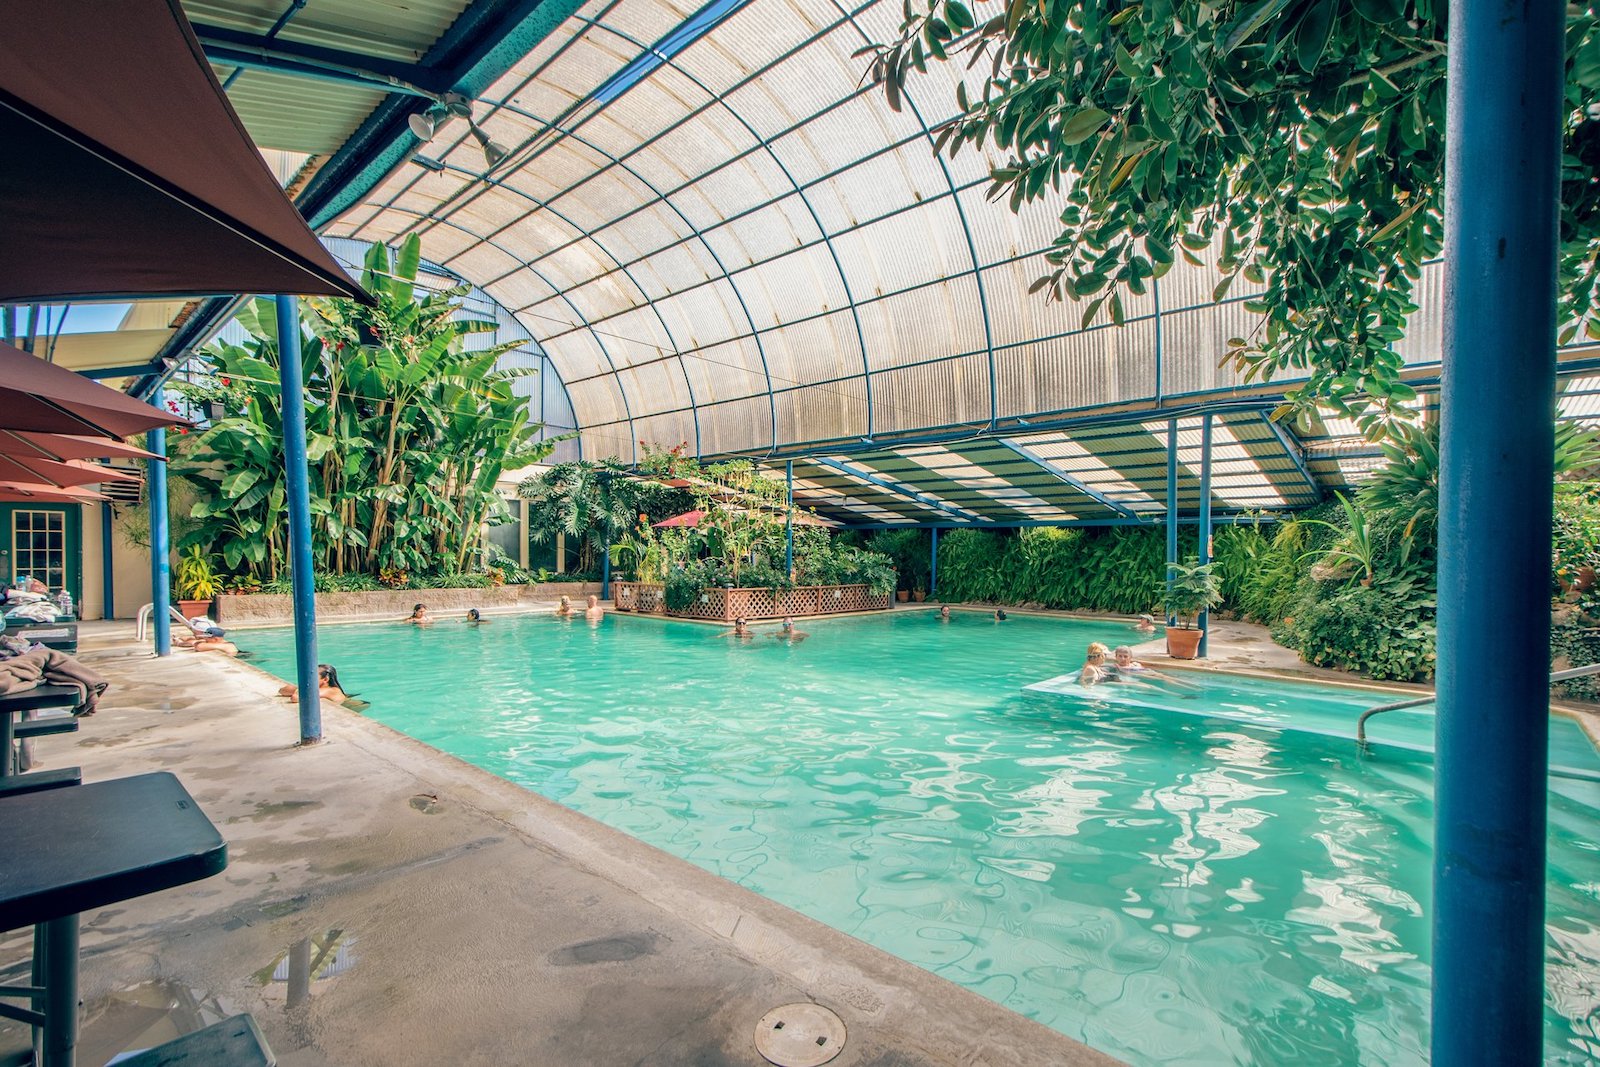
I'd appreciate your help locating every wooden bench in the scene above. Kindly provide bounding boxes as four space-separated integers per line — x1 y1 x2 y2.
110 1013 275 1066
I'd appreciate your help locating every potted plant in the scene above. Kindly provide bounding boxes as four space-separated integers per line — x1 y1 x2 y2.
174 545 222 618
1162 557 1222 659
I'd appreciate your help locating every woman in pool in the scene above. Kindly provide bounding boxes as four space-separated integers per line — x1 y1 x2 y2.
406 603 432 626
939 605 951 622
279 664 355 705
555 595 573 618
465 608 490 625
1078 642 1110 685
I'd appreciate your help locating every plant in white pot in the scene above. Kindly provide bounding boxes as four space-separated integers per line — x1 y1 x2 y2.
1162 557 1222 659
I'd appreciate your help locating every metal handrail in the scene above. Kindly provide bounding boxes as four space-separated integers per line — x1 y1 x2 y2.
134 603 191 643
1356 663 1600 745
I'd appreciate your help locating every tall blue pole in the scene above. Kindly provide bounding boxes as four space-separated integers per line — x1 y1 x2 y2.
1197 413 1212 658
1164 417 1178 628
601 531 611 599
785 460 794 578
1434 2 1560 1061
100 502 115 620
929 526 938 598
147 392 171 656
275 296 321 745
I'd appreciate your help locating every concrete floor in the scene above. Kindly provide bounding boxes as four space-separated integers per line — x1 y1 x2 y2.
1 624 1119 1067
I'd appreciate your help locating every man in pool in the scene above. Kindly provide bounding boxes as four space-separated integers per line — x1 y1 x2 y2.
719 616 754 640
1133 614 1157 633
585 594 605 621
772 618 808 642
465 608 490 625
939 605 951 622
993 609 1008 622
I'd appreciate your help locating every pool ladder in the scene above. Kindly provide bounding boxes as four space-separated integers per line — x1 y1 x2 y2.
1355 663 1600 748
134 603 193 643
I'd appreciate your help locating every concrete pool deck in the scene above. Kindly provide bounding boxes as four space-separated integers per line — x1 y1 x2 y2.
0 623 1119 1067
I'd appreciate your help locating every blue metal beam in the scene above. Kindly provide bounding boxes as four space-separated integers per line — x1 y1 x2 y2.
1165 418 1177 628
808 457 983 524
81 363 166 381
843 513 1280 531
275 296 321 745
1433 0 1561 1060
929 526 938 597
996 438 1141 520
785 460 794 578
193 25 449 96
1197 413 1213 658
300 0 592 229
1258 411 1323 501
147 394 170 655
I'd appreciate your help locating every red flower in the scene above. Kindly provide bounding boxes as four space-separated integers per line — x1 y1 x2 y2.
220 376 231 386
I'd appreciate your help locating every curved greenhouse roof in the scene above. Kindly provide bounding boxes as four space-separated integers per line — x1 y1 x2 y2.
180 0 1596 520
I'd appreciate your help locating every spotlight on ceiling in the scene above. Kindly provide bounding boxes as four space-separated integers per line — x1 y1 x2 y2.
469 122 511 169
408 104 449 142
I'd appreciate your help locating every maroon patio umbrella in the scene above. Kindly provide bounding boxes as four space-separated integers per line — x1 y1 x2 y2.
653 510 710 528
0 340 188 438
0 482 110 503
0 0 370 305
0 455 138 488
0 432 161 463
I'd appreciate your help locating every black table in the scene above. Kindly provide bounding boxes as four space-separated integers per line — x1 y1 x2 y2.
0 685 81 778
0 772 227 1066
1 620 78 653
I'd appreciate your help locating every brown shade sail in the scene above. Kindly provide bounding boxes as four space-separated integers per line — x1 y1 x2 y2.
1 432 162 463
0 482 109 503
0 341 189 438
0 455 137 489
0 0 371 305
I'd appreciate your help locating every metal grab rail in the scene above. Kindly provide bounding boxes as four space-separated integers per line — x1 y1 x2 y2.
135 603 191 643
1356 663 1600 745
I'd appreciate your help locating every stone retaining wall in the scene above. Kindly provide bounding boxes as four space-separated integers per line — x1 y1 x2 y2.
215 582 603 626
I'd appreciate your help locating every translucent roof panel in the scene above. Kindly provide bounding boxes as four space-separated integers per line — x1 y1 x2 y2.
324 0 1539 467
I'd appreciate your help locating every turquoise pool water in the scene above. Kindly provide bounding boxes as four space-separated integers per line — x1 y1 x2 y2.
242 610 1600 1065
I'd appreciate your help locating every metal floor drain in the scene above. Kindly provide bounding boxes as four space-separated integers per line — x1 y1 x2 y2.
754 1003 846 1067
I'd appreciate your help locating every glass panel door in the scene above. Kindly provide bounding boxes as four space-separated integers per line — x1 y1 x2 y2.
12 509 67 591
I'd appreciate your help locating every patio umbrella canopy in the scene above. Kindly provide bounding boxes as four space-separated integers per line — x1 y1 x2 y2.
0 482 109 503
0 455 138 488
653 510 709 528
0 432 161 463
0 0 370 305
0 340 188 438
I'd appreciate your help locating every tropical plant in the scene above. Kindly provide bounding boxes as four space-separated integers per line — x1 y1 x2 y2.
175 234 554 580
1308 492 1377 585
1163 558 1223 629
866 1 1600 435
519 460 691 573
174 545 222 602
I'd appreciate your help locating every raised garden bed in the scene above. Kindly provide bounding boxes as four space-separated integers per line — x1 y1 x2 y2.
215 582 603 626
612 582 890 621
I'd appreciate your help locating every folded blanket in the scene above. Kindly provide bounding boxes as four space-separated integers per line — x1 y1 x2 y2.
4 601 59 623
0 648 109 714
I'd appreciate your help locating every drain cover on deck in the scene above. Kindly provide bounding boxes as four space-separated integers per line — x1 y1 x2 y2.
754 1003 846 1067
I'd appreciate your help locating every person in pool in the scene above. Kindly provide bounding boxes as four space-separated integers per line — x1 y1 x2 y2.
994 608 1008 622
279 664 354 704
1133 614 1157 634
939 605 951 622
555 595 573 618
465 608 490 625
406 603 432 626
584 594 605 621
772 618 808 643
1078 642 1111 686
719 616 754 640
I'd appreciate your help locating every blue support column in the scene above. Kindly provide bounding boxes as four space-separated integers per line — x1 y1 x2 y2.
1197 414 1213 658
275 296 321 745
100 502 115 620
147 394 171 656
1434 2 1561 1061
784 460 794 578
929 526 939 598
1164 418 1178 627
601 531 611 600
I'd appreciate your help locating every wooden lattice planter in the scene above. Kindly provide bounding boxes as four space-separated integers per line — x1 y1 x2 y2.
612 582 890 621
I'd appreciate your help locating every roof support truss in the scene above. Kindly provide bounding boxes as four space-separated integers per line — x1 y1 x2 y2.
808 457 984 523
995 438 1143 520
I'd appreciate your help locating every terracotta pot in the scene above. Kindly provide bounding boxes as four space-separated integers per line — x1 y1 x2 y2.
912 591 926 602
178 598 213 620
896 590 910 602
1165 625 1203 659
